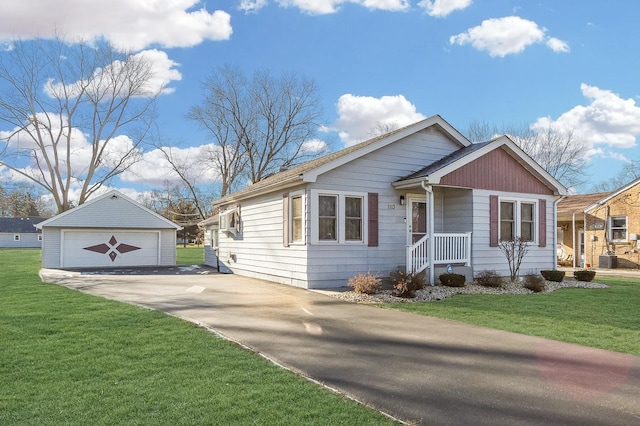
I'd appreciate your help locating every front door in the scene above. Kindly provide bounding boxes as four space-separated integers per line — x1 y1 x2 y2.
408 199 427 244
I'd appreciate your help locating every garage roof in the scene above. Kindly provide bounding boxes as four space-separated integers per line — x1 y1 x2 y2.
36 190 182 230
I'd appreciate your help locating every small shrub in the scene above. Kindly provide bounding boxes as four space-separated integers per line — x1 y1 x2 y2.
348 272 381 295
390 270 425 298
439 273 466 287
523 274 546 293
574 269 596 282
540 270 565 282
474 270 504 288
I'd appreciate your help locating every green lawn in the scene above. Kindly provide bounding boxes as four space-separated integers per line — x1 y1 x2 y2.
176 245 204 265
0 249 393 425
380 277 640 356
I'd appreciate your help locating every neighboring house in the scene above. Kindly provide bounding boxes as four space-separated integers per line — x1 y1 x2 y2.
583 178 640 269
37 190 182 269
0 217 46 248
556 192 611 268
200 115 568 289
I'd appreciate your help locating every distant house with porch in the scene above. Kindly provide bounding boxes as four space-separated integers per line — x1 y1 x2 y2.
0 217 46 248
199 115 568 289
558 177 640 269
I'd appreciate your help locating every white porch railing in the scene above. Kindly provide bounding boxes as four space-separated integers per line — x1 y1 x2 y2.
407 232 472 274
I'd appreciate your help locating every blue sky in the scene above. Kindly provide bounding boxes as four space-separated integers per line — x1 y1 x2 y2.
2 0 640 200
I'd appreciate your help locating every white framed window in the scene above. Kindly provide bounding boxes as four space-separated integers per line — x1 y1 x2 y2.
609 216 627 242
499 199 537 243
38 234 43 242
290 192 305 244
311 190 367 244
210 229 219 249
14 234 20 241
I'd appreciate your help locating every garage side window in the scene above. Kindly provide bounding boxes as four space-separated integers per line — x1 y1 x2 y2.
14 234 20 241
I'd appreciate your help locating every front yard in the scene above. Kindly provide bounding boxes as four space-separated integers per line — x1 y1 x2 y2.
379 275 640 356
0 249 392 425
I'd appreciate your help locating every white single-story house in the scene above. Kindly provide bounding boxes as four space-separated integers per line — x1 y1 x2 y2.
37 190 182 269
0 217 46 248
200 115 568 289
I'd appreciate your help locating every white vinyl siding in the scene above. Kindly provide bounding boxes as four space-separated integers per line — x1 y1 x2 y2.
216 126 462 288
472 189 555 278
217 189 309 287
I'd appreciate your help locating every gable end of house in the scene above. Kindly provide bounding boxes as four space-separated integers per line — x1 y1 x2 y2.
439 147 555 195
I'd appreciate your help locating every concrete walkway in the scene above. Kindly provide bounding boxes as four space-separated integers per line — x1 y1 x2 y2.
41 268 640 425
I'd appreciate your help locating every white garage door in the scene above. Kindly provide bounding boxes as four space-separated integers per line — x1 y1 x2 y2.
62 231 160 268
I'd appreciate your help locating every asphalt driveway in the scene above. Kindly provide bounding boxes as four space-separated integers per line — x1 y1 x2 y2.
41 267 640 425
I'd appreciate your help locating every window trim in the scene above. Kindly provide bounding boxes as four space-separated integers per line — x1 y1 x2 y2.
310 190 368 245
38 234 43 242
498 198 538 243
289 191 306 245
14 234 20 242
609 216 628 242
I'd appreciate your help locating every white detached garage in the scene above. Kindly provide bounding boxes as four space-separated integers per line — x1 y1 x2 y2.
37 190 182 269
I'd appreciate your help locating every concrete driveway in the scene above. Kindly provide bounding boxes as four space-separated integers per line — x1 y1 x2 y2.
41 267 640 425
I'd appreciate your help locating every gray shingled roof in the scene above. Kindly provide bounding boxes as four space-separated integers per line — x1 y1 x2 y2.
0 217 46 233
397 140 493 182
211 124 412 206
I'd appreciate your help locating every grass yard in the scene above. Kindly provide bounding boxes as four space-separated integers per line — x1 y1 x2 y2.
0 249 393 425
380 276 640 356
176 245 204 265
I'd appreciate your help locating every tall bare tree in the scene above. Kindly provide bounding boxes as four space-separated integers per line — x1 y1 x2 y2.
0 37 161 213
467 120 588 189
187 64 325 194
591 160 640 192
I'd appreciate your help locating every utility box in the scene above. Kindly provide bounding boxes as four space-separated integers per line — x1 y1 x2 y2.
598 255 617 269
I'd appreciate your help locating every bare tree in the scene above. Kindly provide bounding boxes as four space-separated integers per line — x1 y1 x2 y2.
0 37 161 213
188 64 325 192
591 161 640 192
498 237 530 283
467 120 588 189
367 120 400 138
151 138 215 220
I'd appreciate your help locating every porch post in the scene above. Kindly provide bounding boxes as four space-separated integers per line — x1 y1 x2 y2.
422 180 435 286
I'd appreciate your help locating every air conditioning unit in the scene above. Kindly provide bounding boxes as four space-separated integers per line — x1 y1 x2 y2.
219 207 240 236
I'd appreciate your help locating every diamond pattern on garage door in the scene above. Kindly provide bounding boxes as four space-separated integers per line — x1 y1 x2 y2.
84 235 141 262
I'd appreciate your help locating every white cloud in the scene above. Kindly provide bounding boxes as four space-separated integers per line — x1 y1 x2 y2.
121 145 221 187
546 37 570 53
0 0 232 51
532 84 640 154
450 16 569 57
418 0 472 17
301 139 328 153
44 50 182 99
256 0 409 15
240 0 269 12
333 94 426 146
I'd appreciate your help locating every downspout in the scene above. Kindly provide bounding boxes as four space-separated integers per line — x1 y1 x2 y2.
421 180 435 286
